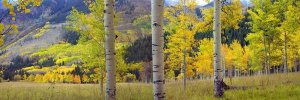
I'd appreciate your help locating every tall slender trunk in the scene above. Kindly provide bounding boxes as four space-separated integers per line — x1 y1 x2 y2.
276 66 279 74
260 0 268 75
296 59 300 72
183 49 187 89
152 0 165 99
223 55 226 78
104 0 116 99
100 71 104 94
267 42 271 74
213 0 224 97
263 35 267 74
293 60 297 72
234 66 237 77
284 32 288 73
182 0 187 91
228 68 233 85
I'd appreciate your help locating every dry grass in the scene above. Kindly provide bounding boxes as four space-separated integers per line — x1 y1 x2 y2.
0 72 300 100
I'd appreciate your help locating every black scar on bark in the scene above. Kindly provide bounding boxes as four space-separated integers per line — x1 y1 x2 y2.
153 23 160 27
154 92 165 99
152 44 159 46
214 53 218 57
214 78 230 97
106 88 116 97
115 35 118 39
153 65 160 68
154 93 162 96
153 80 164 84
104 10 106 13
214 79 224 97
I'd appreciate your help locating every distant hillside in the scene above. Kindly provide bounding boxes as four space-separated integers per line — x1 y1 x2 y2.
0 23 69 65
0 0 153 65
0 0 87 65
1 0 88 47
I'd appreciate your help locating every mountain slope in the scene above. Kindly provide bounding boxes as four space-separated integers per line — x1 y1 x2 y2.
0 23 68 65
0 0 152 65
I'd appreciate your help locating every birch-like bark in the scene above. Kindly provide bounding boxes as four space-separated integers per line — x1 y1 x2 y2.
260 0 268 75
284 32 288 73
213 0 224 97
182 0 187 90
294 60 298 72
104 0 116 99
152 0 165 99
183 49 187 89
267 42 271 74
100 71 105 94
263 35 268 74
222 54 226 78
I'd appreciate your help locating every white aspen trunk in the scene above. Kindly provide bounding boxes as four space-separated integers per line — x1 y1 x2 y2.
294 60 298 72
213 0 224 97
267 43 271 74
281 64 284 73
296 60 300 72
263 36 267 74
100 71 105 94
104 0 116 99
183 49 187 89
182 0 187 90
223 54 226 78
152 0 165 99
284 32 288 73
260 0 268 75
229 68 233 85
234 66 237 77
238 69 241 77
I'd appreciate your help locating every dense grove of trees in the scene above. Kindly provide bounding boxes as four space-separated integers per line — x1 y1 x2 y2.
0 0 300 99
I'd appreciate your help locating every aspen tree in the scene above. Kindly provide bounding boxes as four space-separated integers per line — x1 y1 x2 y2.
182 0 187 90
213 0 224 97
104 0 116 99
152 0 165 99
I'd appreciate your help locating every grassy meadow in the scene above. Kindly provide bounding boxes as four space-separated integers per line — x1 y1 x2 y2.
0 72 300 100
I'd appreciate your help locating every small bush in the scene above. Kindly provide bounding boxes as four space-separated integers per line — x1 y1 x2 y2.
0 77 3 82
64 74 74 83
124 73 136 82
43 72 53 83
27 75 35 81
73 75 81 84
57 74 64 83
34 74 43 82
23 74 27 80
13 75 22 81
82 74 89 83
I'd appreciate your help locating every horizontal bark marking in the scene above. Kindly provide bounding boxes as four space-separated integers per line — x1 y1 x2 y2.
152 44 159 46
153 65 160 68
153 80 165 84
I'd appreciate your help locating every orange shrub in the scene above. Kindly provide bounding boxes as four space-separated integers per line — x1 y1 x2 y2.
73 75 81 84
